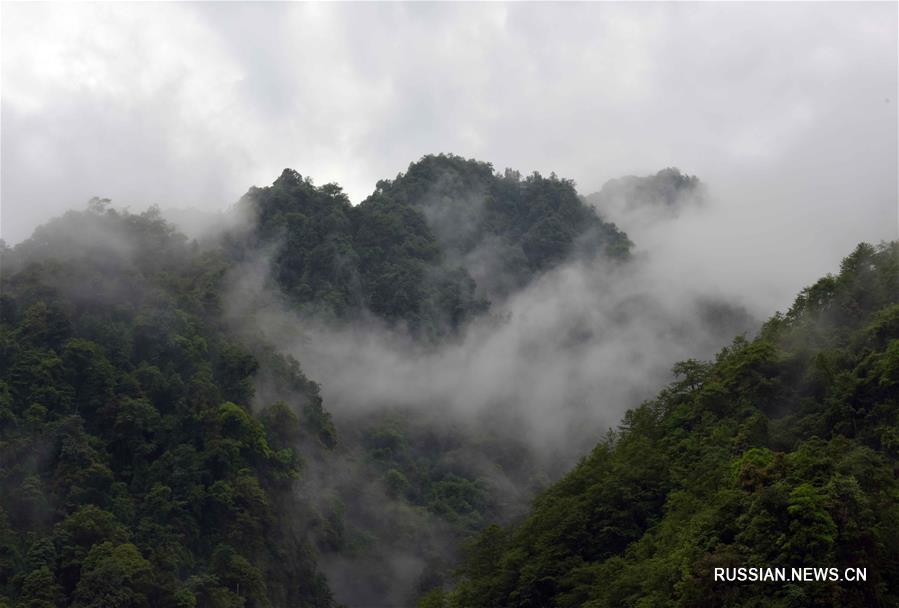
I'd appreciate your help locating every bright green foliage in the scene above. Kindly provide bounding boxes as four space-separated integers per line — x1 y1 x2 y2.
445 242 899 608
0 205 335 607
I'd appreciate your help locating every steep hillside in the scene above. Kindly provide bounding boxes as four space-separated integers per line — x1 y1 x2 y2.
438 241 899 608
0 204 336 608
2 156 822 608
0 156 637 608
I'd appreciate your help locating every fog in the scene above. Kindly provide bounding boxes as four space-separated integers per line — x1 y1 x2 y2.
3 2 896 313
2 2 897 606
208 170 758 605
223 170 751 454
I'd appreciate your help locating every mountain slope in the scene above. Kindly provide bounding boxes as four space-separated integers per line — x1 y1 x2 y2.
439 241 899 608
0 156 635 607
0 204 336 608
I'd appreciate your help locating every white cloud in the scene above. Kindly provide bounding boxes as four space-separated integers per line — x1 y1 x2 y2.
2 2 896 314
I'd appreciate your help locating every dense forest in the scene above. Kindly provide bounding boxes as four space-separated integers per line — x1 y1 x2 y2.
230 154 631 335
1 154 896 608
436 241 899 608
0 201 336 608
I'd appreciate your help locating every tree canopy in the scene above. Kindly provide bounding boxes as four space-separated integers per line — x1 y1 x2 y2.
234 154 631 337
3 158 894 608
1 204 335 608
437 241 899 608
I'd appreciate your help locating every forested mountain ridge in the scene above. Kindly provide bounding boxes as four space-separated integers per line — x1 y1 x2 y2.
435 241 899 608
2 155 890 608
0 155 633 608
0 203 336 608
233 154 632 337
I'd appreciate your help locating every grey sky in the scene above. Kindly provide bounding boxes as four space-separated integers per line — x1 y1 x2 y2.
2 1 896 308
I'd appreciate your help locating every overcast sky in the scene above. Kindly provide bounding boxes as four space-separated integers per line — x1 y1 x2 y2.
2 1 896 306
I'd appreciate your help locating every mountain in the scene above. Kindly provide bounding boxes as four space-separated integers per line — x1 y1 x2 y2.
3 156 890 608
0 203 336 608
232 154 632 336
587 167 705 217
437 241 899 608
0 156 633 608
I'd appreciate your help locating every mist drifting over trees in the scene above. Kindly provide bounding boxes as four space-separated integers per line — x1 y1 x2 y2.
2 2 897 608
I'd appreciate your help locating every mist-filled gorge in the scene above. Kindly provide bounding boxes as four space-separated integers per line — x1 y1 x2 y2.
216 159 758 604
2 3 897 608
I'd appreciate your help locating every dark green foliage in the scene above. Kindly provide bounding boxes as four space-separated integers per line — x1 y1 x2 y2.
0 205 334 607
368 155 631 296
1 156 625 606
446 242 899 608
236 155 631 337
362 419 491 532
9 159 888 608
237 169 360 316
